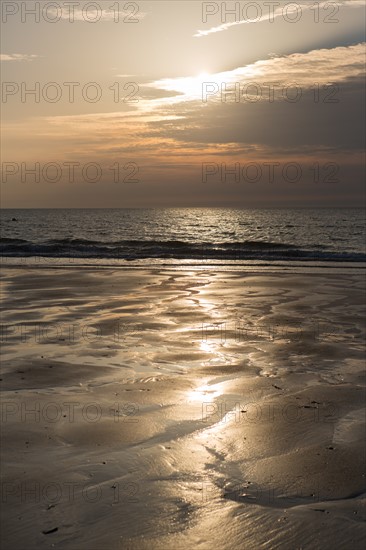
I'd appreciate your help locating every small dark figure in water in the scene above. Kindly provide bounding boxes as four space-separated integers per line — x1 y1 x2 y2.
11 218 17 221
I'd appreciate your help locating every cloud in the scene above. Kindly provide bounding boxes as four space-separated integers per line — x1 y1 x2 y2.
39 43 365 148
195 0 365 37
137 43 365 155
5 43 363 185
0 53 39 62
149 43 365 103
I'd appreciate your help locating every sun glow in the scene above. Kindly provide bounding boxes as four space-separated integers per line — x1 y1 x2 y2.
149 71 222 102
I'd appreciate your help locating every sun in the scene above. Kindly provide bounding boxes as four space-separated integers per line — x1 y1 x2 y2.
151 71 215 100
146 69 224 107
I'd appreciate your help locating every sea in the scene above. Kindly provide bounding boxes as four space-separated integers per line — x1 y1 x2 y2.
1 208 365 269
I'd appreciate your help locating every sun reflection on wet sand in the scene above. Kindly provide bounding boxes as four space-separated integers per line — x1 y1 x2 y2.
187 382 223 403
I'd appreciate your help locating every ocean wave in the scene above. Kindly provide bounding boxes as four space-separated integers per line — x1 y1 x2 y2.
0 237 29 244
0 237 365 262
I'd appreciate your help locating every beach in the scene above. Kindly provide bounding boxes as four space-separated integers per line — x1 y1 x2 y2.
2 0 365 545
1 266 365 549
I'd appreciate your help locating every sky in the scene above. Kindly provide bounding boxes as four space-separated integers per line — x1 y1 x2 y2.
1 0 365 207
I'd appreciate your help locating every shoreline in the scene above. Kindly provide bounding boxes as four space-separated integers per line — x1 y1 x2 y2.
1 258 366 273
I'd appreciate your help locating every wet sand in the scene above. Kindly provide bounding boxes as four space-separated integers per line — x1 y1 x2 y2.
1 267 365 549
